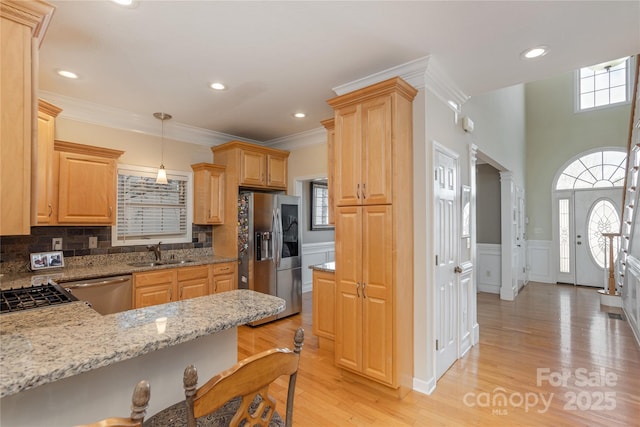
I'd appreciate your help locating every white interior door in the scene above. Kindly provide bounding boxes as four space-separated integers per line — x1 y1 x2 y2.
434 147 459 379
574 189 622 287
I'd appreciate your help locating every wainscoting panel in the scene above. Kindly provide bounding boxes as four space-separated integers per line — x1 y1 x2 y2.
302 242 335 293
623 256 640 346
527 240 553 284
477 244 501 294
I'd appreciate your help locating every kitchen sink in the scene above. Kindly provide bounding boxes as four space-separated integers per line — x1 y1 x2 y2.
127 259 195 267
127 261 165 267
164 259 194 265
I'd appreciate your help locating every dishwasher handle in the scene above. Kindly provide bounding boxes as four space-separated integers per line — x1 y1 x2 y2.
64 276 131 289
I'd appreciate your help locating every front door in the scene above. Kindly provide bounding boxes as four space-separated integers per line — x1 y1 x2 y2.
434 146 459 379
574 189 622 287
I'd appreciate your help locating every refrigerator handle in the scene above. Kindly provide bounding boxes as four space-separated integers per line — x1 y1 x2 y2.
271 208 278 267
275 207 282 268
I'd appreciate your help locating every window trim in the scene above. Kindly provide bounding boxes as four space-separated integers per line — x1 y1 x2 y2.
112 164 193 246
574 56 634 113
310 180 333 231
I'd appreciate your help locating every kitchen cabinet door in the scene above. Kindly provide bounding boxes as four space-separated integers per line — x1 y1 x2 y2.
312 269 336 341
360 204 393 384
135 284 174 309
178 266 210 300
192 163 225 224
335 205 393 384
335 206 363 372
361 95 393 205
34 100 62 225
239 149 266 187
134 269 177 308
333 104 361 207
57 150 117 224
212 262 236 293
266 153 287 188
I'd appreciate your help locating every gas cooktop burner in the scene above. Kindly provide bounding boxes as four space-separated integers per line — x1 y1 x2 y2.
0 283 78 314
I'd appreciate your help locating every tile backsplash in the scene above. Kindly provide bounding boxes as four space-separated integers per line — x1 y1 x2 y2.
0 225 213 273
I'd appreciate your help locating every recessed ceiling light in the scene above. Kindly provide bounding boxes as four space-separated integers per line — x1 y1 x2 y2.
110 0 137 6
210 82 226 91
57 70 78 79
521 46 549 60
293 112 306 119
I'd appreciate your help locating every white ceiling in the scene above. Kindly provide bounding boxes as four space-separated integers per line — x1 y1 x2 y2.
39 1 640 144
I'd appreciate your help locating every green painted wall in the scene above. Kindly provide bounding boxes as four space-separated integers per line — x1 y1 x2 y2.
525 72 631 241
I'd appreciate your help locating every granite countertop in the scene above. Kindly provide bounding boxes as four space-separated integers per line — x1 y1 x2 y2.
309 261 335 273
0 255 237 290
0 289 284 398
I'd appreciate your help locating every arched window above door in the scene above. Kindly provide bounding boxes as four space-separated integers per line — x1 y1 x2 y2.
555 150 626 190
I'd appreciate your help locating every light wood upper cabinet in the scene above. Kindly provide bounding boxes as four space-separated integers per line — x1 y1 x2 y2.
266 153 287 188
240 149 266 187
0 0 55 236
55 141 123 225
34 100 62 225
332 95 392 206
213 141 289 191
192 163 225 225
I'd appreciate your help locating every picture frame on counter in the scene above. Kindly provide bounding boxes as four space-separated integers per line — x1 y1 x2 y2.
30 251 65 271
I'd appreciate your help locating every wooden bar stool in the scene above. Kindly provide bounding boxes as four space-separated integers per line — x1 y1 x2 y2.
145 327 304 427
75 380 150 427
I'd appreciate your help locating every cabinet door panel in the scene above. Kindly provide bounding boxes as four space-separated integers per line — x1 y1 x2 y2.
362 95 392 205
334 105 361 206
35 111 56 224
335 206 362 370
135 284 173 308
213 274 235 293
266 154 287 188
57 152 115 224
362 205 393 383
179 280 208 300
240 150 266 187
208 170 224 223
312 270 336 340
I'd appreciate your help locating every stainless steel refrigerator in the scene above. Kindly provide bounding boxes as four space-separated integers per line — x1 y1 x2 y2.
238 191 302 325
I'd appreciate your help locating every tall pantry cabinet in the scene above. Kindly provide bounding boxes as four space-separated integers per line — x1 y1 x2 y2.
327 77 417 397
0 0 55 235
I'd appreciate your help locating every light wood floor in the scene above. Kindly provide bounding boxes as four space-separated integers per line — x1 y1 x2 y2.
237 282 640 426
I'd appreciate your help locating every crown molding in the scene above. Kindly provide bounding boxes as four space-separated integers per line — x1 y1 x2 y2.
423 57 470 111
332 55 469 113
265 126 328 151
38 91 262 147
332 56 431 95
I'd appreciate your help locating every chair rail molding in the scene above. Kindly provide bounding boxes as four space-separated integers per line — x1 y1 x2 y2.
302 242 335 293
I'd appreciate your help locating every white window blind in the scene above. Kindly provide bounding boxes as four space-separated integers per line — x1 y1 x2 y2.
112 165 192 246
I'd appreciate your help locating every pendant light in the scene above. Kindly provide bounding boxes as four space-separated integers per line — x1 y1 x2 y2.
154 112 172 184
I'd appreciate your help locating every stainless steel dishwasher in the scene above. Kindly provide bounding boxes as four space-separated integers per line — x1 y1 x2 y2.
63 275 132 315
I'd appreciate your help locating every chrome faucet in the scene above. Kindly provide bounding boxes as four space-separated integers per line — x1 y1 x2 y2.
147 242 162 261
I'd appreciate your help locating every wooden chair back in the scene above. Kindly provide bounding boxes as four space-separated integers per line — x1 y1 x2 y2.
74 380 150 427
184 327 304 427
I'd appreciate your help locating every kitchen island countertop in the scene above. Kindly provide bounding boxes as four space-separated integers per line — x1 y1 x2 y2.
0 289 284 398
309 261 335 273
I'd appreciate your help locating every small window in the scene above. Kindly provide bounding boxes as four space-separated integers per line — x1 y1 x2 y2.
112 164 192 246
577 57 631 111
310 180 332 230
556 150 626 190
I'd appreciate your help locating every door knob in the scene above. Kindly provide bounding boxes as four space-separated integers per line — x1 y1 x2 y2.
454 266 463 273
577 242 582 245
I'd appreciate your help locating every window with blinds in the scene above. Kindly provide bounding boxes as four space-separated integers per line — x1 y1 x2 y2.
112 165 192 246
